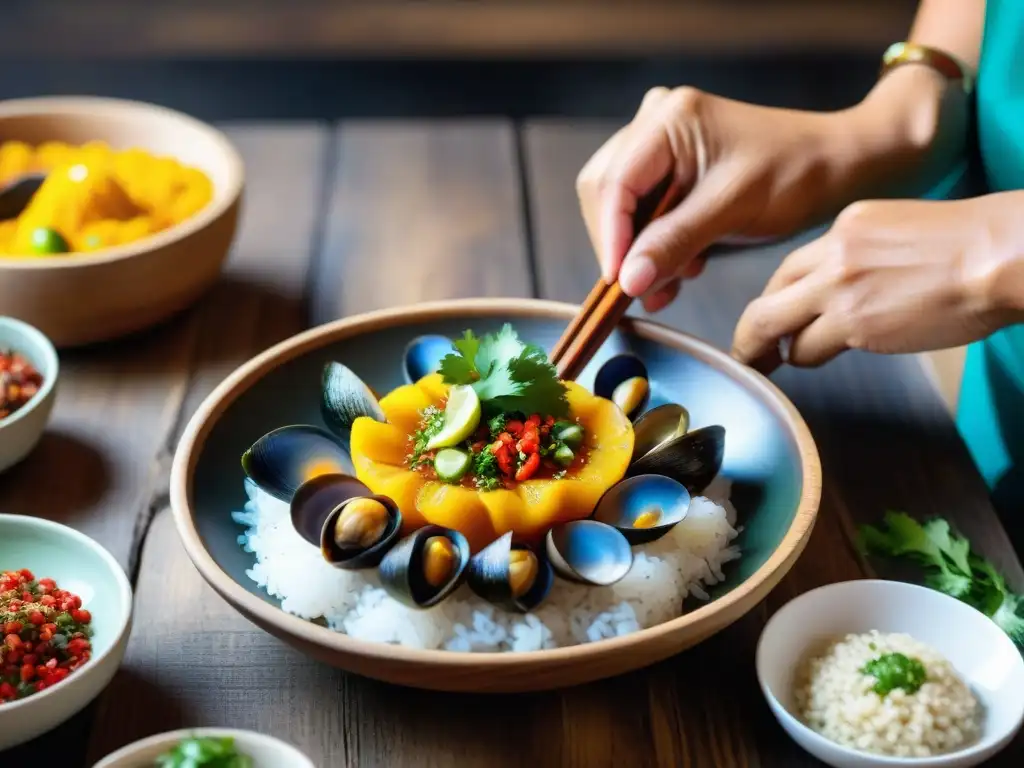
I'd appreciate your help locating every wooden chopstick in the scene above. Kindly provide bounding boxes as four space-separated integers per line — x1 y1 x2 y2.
551 176 684 381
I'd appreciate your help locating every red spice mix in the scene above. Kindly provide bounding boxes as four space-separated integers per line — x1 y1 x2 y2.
0 569 93 704
0 350 44 421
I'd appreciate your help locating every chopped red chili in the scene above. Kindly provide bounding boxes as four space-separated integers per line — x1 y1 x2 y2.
0 569 93 704
0 350 44 421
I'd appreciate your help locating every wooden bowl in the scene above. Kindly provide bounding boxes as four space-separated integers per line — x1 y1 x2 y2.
170 299 821 693
0 96 243 348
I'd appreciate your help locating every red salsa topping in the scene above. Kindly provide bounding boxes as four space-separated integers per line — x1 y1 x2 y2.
0 350 43 421
1 569 93 704
407 408 588 490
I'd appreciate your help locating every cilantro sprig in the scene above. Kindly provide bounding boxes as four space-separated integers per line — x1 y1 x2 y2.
859 511 1024 645
155 736 253 768
438 325 569 418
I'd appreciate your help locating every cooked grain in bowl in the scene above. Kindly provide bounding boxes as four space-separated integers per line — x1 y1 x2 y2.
795 630 982 757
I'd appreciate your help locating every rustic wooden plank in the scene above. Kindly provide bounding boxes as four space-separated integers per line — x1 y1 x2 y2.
523 119 1024 764
2 0 917 58
78 123 329 764
311 119 531 322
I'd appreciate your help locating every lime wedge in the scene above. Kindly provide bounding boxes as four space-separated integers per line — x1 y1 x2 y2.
434 448 472 483
426 384 481 450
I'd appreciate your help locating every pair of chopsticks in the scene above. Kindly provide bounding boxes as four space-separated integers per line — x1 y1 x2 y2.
550 175 685 381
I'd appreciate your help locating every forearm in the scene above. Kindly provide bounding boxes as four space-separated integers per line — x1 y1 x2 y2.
980 191 1024 319
808 0 984 220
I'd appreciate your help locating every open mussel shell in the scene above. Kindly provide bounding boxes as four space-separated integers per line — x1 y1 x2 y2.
290 472 372 546
593 354 650 420
592 474 691 545
627 425 725 495
322 493 402 570
545 520 633 587
403 334 454 384
241 425 355 502
378 525 471 609
466 532 554 612
631 403 690 464
320 361 386 443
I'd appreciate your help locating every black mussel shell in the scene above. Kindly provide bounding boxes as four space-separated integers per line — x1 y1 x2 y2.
627 425 725 495
593 354 650 420
403 334 454 384
378 525 471 609
545 520 633 586
631 403 690 464
290 472 372 547
241 425 355 502
466 532 554 612
321 493 402 570
320 361 386 443
592 474 691 545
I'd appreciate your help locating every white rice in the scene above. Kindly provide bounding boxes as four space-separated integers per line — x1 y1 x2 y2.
231 477 741 652
795 630 982 757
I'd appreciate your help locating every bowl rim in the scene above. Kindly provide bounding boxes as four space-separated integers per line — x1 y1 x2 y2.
170 297 822 667
92 727 315 768
0 94 244 270
754 578 1024 765
0 315 59 430
0 513 133 715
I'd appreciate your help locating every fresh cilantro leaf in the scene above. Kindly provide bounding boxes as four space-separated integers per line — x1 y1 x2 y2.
922 518 972 575
475 323 525 378
487 414 507 436
453 329 480 365
497 353 570 417
438 351 476 385
923 569 973 600
858 511 944 564
992 592 1024 646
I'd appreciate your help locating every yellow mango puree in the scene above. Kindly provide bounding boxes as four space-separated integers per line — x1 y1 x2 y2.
0 140 213 257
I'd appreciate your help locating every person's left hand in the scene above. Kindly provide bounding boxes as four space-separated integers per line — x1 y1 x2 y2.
731 195 1023 374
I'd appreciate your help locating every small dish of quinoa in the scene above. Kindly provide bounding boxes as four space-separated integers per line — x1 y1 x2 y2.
794 630 982 758
756 580 1024 768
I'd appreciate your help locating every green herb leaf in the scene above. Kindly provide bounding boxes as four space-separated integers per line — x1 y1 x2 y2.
860 652 927 696
155 736 254 768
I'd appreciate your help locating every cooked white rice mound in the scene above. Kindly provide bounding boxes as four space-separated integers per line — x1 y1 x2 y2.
232 476 740 652
795 630 982 757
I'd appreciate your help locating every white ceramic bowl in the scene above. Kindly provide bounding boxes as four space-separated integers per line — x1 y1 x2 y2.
756 579 1024 768
93 728 316 768
0 315 58 472
0 515 133 751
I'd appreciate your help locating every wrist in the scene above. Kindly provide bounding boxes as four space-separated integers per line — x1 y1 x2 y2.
975 192 1024 318
816 65 966 210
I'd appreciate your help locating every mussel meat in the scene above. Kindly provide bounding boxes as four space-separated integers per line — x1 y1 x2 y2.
403 334 454 384
545 520 633 586
627 425 725 495
466 532 554 612
378 525 471 608
631 403 690 464
290 472 372 547
592 474 691 545
241 425 355 502
320 361 386 442
593 354 650 420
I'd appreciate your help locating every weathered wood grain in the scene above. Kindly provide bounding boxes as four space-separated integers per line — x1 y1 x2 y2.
311 120 531 323
2 0 917 58
523 119 1024 764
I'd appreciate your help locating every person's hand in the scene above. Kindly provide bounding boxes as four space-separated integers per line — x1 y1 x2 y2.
577 87 844 312
731 195 1024 374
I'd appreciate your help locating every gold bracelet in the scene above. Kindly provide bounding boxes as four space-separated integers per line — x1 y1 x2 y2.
880 41 974 94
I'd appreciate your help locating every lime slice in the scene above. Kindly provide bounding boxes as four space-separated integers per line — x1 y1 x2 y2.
425 384 481 450
434 448 472 483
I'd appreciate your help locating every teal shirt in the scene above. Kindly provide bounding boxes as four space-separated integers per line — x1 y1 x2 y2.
956 0 1024 518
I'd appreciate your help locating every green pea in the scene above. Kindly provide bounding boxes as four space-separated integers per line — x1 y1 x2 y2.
554 424 584 450
30 227 70 255
553 444 575 467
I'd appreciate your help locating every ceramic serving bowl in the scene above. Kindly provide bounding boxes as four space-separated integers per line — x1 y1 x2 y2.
0 96 244 348
0 514 133 750
93 727 315 768
757 579 1024 768
170 298 821 693
0 316 58 473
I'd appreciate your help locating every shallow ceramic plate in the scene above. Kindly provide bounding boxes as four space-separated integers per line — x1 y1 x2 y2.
171 299 821 692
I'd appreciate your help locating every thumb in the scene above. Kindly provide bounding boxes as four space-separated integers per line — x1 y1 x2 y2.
618 168 746 297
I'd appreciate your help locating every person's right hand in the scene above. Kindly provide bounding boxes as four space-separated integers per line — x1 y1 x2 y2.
575 86 855 313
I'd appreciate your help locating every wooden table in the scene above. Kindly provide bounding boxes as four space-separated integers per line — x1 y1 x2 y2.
2 119 1022 767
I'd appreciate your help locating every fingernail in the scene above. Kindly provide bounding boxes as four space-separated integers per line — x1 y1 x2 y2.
619 254 657 296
